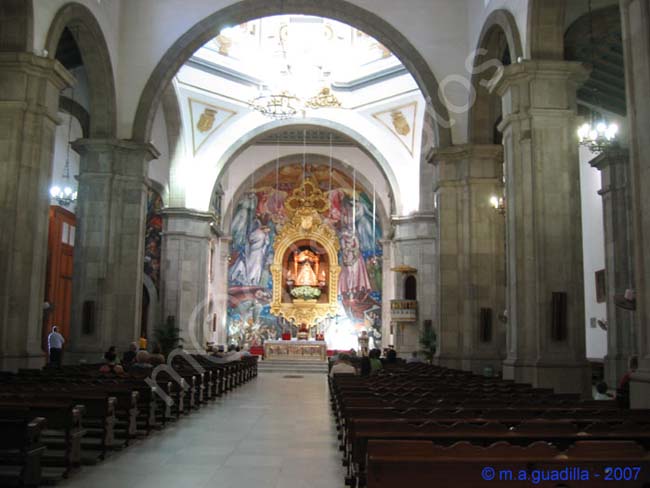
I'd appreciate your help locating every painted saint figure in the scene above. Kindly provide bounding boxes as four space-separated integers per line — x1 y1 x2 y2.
339 228 372 295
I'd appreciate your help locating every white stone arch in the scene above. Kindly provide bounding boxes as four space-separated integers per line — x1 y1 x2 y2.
174 114 415 216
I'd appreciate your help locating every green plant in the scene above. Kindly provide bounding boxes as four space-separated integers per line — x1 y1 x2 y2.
154 315 184 356
419 325 438 364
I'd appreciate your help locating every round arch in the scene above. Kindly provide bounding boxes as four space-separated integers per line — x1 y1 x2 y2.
527 0 567 60
131 0 453 148
222 152 393 234
203 118 403 215
0 0 33 53
468 9 523 144
45 2 116 138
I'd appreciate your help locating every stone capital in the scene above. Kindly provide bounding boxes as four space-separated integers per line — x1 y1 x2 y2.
72 138 160 161
589 146 630 171
162 207 218 239
490 60 591 97
0 52 75 91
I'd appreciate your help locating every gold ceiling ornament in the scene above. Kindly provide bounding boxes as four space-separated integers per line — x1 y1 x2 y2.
305 87 342 109
391 110 410 135
197 108 218 133
270 178 340 328
284 177 330 217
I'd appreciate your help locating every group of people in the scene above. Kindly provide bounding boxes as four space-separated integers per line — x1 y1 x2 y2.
46 324 167 374
329 348 396 377
98 342 167 375
593 355 639 408
209 344 252 363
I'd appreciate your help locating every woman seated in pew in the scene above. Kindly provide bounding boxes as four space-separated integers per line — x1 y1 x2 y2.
99 351 125 376
329 353 357 377
122 342 138 370
369 349 383 375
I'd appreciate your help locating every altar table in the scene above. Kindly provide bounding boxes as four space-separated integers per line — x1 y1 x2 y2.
263 340 327 361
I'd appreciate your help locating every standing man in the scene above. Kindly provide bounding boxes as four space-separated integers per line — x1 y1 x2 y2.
48 325 65 367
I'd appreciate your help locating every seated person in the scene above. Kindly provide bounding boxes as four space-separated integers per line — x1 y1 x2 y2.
593 381 613 400
385 348 398 364
130 350 154 372
149 343 165 366
104 345 117 361
99 351 125 375
617 356 638 408
369 349 383 375
122 342 138 370
329 353 357 377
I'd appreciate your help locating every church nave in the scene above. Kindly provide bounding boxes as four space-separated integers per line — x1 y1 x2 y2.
58 373 341 488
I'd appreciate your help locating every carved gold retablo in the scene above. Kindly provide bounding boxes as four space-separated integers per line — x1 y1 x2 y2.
270 177 340 328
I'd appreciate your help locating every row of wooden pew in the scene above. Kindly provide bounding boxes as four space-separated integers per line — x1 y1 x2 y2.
0 354 258 487
329 363 650 487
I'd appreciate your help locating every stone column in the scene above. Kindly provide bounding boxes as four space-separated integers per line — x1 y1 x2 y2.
492 60 591 395
590 149 636 388
213 236 231 346
160 209 216 353
620 0 650 407
68 139 159 359
0 53 73 370
380 239 395 349
431 144 506 374
391 214 436 355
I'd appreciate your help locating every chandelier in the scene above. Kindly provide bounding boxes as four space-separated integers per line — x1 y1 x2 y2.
50 81 78 207
577 121 619 153
489 195 505 215
249 90 301 119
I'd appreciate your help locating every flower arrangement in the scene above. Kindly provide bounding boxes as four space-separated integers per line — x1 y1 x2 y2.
290 286 322 300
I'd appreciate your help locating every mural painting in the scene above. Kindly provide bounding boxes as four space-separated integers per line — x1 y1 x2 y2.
227 162 383 351
144 188 163 292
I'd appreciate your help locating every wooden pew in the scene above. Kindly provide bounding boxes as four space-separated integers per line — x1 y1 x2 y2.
0 417 47 488
366 440 650 487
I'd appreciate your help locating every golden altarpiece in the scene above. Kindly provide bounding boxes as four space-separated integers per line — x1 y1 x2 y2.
269 178 341 331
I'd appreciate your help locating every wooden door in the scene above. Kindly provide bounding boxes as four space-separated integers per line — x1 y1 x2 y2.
43 206 76 350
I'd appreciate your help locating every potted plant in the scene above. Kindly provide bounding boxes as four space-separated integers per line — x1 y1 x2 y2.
419 324 438 364
153 315 184 357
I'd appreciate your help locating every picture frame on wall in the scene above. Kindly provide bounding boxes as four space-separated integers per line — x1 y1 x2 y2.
595 269 606 304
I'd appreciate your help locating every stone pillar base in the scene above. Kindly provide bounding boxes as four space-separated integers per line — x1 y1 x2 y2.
502 360 591 397
630 370 650 409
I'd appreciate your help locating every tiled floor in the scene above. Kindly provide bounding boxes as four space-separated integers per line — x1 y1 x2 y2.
59 372 344 488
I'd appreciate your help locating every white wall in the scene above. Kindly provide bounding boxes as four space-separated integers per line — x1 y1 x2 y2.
579 145 607 359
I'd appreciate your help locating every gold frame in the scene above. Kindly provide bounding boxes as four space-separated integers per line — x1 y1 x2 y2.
270 178 340 328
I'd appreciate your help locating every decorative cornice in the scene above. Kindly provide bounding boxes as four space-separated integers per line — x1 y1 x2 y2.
72 138 161 161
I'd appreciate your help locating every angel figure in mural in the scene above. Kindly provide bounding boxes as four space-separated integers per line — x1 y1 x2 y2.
245 223 272 285
230 191 258 251
354 195 377 253
229 220 271 286
339 227 373 296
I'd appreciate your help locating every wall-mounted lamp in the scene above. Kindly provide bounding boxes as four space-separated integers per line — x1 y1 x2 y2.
490 195 505 215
